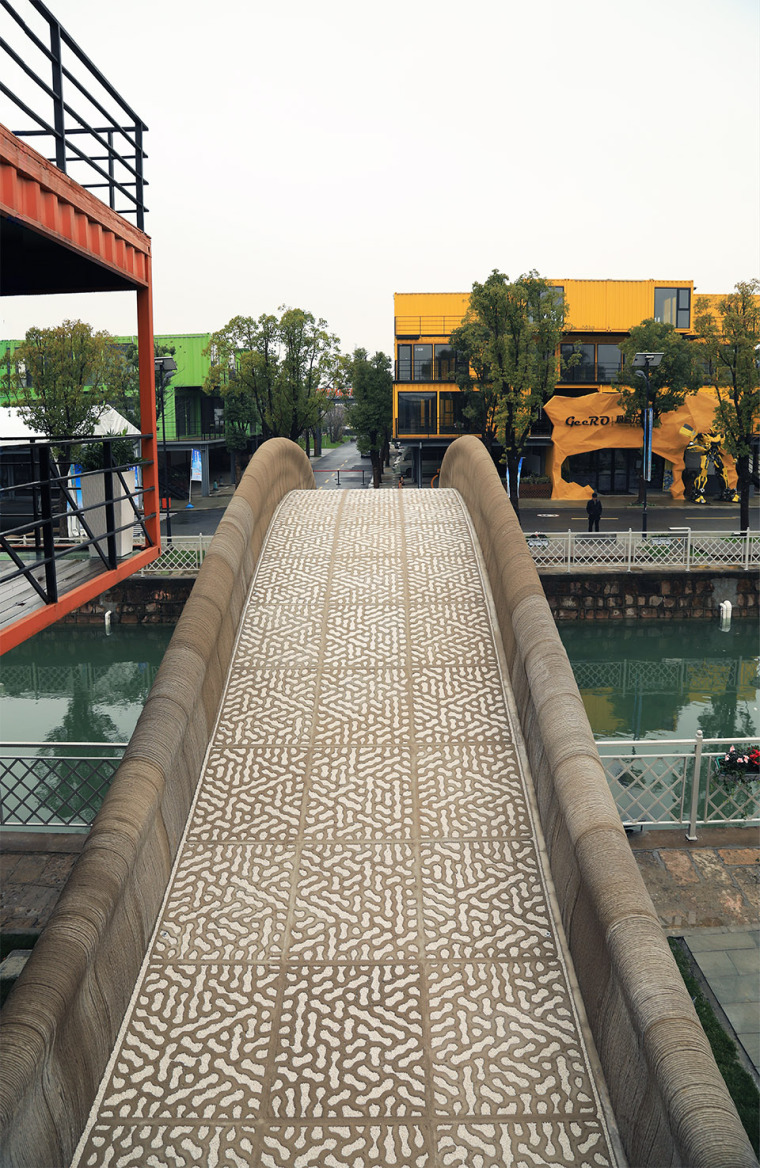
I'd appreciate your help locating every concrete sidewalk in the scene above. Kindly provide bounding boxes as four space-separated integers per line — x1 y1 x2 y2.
628 826 760 1078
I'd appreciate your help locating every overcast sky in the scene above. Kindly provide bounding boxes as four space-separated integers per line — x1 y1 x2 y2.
1 0 758 356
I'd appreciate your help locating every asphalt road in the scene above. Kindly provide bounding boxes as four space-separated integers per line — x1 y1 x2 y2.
516 495 760 534
161 441 759 537
163 442 372 535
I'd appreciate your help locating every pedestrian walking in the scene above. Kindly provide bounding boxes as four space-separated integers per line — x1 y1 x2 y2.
586 492 603 532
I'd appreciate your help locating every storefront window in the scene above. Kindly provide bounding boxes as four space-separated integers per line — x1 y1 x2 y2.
398 392 437 435
563 449 664 492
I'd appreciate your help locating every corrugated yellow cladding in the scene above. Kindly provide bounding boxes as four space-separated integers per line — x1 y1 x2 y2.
394 292 470 338
394 281 701 338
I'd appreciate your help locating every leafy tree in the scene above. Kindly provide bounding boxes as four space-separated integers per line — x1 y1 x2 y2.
223 386 255 483
111 339 176 429
6 320 124 448
348 349 392 488
323 399 347 443
616 318 701 499
203 308 341 449
4 320 128 532
695 280 760 533
450 270 565 515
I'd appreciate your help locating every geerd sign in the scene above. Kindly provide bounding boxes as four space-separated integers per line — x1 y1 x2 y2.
564 414 623 427
544 388 736 501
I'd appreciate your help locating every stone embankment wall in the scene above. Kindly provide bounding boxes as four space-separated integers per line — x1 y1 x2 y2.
0 440 316 1168
541 569 758 621
61 576 194 625
64 563 757 629
440 435 756 1168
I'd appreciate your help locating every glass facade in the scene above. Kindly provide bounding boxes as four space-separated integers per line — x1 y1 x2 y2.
561 343 595 382
434 344 459 381
560 343 621 384
397 344 412 381
438 392 465 434
413 344 433 381
596 344 622 382
655 287 691 329
398 392 437 435
396 343 465 383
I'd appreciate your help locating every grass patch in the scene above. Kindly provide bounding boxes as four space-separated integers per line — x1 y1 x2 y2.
669 937 759 1155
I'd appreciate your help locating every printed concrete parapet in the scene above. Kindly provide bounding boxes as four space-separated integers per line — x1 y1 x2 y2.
0 439 315 1168
440 435 757 1168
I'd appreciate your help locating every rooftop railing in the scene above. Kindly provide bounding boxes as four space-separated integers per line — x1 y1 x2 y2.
0 0 148 228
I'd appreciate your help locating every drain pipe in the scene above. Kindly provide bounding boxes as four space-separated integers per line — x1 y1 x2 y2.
104 610 112 636
719 600 732 630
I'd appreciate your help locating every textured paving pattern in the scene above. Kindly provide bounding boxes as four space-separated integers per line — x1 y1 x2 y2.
72 491 621 1168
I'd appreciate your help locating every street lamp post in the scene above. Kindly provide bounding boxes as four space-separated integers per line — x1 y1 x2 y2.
632 352 664 537
154 356 177 540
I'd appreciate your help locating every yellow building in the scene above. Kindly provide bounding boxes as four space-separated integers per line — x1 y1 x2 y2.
393 279 745 496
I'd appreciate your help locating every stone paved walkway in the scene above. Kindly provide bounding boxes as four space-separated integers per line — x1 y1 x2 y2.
69 491 621 1168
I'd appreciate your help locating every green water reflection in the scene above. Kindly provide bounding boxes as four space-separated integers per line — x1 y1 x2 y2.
558 618 759 740
0 624 174 745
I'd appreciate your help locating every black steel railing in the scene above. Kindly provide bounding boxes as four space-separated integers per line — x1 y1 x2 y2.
0 0 148 228
0 435 156 606
559 361 622 386
394 315 465 337
395 358 468 383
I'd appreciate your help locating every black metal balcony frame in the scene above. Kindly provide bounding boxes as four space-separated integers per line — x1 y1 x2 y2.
559 361 622 386
0 0 148 228
395 357 469 384
0 434 156 606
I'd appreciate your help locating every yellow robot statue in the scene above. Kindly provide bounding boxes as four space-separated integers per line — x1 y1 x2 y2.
680 424 739 504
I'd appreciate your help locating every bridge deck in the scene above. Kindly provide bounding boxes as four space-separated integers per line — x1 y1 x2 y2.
72 491 622 1167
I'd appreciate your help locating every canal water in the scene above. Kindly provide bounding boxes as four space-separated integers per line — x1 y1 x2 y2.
558 618 759 741
0 618 756 829
0 624 175 828
0 624 174 745
1 619 757 747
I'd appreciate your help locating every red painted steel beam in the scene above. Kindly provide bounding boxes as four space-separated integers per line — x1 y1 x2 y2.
0 124 150 288
1 124 162 649
0 546 161 654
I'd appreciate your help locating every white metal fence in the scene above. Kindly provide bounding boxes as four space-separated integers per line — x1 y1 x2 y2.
139 534 214 575
2 733 757 834
526 528 759 571
598 733 759 836
135 529 758 576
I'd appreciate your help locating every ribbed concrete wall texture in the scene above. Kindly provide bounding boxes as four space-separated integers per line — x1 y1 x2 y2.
0 440 315 1167
440 435 755 1167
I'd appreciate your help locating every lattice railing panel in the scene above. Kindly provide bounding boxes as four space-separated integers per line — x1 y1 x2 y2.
0 752 123 827
570 661 625 689
603 754 688 825
140 536 213 575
